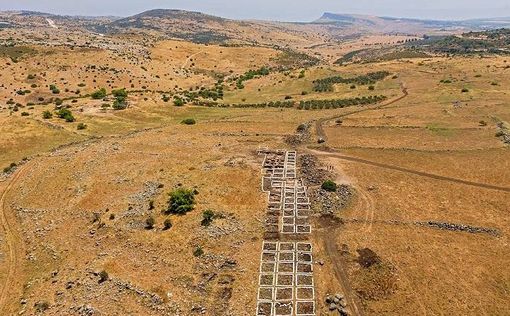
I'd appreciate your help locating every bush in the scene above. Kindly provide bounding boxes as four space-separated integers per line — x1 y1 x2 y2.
201 209 215 226
193 246 204 257
42 110 53 119
77 123 87 130
321 180 337 192
112 100 127 110
3 162 16 173
55 98 63 106
163 218 173 230
34 301 50 312
167 188 196 215
368 85 375 90
181 118 196 125
91 88 107 99
98 270 109 283
461 88 469 93
56 108 75 122
162 95 170 102
479 120 487 127
173 97 184 106
145 216 155 229
21 112 29 116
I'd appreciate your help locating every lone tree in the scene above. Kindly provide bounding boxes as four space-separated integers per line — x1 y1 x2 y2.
167 188 196 215
321 180 337 192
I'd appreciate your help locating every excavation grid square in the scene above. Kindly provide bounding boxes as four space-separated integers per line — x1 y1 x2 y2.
257 241 316 316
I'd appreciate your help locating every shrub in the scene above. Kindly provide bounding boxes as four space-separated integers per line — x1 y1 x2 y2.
145 216 155 229
167 188 196 215
162 95 170 102
163 218 173 230
495 131 505 137
55 98 63 106
461 88 469 93
3 162 16 173
27 74 36 80
98 270 109 283
173 97 184 106
321 180 337 192
368 85 375 90
181 118 196 125
479 120 487 127
42 110 53 119
91 88 107 99
193 246 204 257
34 301 50 312
112 100 127 110
21 112 29 116
56 108 75 122
201 209 215 226
77 123 87 130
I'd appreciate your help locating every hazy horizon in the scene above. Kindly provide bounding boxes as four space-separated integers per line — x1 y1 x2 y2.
1 0 510 22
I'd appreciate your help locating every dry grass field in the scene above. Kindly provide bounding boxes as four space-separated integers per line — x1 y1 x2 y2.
0 21 509 316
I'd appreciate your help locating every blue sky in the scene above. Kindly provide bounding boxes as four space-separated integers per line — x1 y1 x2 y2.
1 0 510 21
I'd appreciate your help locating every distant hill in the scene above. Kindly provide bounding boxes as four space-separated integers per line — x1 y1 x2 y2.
315 12 510 33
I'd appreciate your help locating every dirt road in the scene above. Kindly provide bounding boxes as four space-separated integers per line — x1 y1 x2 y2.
315 85 408 142
316 215 363 316
309 150 510 193
0 167 26 314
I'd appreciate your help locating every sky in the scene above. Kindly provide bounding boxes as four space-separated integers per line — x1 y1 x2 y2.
1 0 510 21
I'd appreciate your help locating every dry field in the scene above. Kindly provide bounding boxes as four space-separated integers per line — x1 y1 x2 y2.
310 56 510 315
0 32 509 316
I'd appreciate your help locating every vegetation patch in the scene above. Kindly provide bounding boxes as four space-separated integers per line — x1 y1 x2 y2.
313 71 390 92
167 188 196 215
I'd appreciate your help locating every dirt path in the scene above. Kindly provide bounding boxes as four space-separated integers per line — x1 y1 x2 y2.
310 149 510 193
181 51 204 70
316 216 363 316
315 85 408 142
0 167 26 314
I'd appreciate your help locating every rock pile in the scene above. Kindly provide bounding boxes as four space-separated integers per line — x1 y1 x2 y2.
496 122 510 144
326 293 349 315
311 184 353 215
285 122 312 146
418 221 501 236
298 154 332 186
